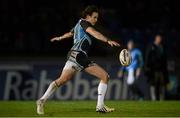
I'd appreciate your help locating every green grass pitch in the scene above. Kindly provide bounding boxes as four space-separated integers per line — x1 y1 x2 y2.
0 100 180 117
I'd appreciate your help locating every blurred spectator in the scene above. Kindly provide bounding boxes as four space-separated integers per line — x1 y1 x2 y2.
145 34 169 101
117 39 149 100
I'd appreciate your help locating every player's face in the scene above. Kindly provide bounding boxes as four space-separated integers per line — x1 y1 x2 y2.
127 41 134 50
87 12 98 25
155 35 162 45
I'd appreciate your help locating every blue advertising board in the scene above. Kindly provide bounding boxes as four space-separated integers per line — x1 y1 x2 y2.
0 61 128 100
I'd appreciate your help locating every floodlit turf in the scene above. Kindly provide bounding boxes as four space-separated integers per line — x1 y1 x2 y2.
0 100 180 117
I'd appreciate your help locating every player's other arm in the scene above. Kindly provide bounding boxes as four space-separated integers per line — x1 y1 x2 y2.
136 50 143 78
86 27 120 47
50 32 73 42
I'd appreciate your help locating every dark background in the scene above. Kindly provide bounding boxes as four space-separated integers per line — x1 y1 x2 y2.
0 0 179 58
0 0 179 100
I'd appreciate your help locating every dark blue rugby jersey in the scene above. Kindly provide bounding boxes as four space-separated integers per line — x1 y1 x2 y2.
71 19 93 55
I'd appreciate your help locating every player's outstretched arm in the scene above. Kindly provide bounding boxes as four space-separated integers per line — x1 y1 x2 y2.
86 27 120 47
50 32 73 42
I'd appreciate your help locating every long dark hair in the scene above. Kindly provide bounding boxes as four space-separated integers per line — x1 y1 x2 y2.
82 5 99 18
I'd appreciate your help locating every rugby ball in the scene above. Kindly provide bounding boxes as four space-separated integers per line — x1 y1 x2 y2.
119 49 132 66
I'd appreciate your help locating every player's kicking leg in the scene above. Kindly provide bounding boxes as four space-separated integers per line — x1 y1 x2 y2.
36 69 75 115
85 64 115 113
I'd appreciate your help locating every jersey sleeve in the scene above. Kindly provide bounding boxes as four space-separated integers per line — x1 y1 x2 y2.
137 50 144 68
80 20 92 31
